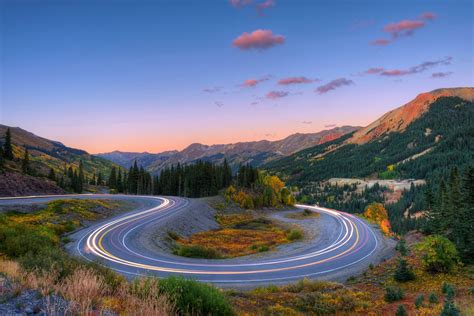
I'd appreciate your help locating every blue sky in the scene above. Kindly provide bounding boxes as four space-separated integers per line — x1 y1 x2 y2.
1 0 472 153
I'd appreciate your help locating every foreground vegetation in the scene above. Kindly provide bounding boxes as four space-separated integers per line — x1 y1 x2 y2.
228 234 473 315
0 199 234 315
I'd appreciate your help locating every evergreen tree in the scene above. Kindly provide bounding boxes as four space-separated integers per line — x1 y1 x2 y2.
117 168 123 193
97 172 103 186
21 147 30 174
78 160 84 193
394 258 415 282
395 305 408 316
48 168 56 181
108 166 117 190
2 128 14 160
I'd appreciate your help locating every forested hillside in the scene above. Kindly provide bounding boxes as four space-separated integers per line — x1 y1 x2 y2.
0 125 119 196
266 96 473 185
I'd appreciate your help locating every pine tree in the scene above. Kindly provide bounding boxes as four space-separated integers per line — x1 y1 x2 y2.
3 128 14 160
97 172 103 186
394 258 415 282
48 168 56 181
21 147 30 174
78 160 84 193
108 166 117 190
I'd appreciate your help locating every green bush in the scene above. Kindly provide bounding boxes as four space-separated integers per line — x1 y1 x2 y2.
394 258 415 282
0 217 58 258
395 238 409 256
441 282 456 299
416 235 460 273
395 304 408 316
428 292 439 303
384 286 404 302
175 244 223 259
441 299 460 316
414 294 424 309
158 276 234 316
287 229 303 241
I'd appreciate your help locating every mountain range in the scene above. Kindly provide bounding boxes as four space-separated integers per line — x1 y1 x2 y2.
96 126 359 174
265 87 474 184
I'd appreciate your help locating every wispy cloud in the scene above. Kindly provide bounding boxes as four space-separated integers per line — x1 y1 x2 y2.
363 57 452 77
370 12 436 46
203 86 222 93
370 38 391 46
233 29 285 50
266 90 289 99
240 76 270 87
215 101 224 108
256 0 275 15
325 124 337 128
432 71 453 78
229 0 253 8
316 78 354 94
420 12 436 21
302 121 312 125
278 76 316 85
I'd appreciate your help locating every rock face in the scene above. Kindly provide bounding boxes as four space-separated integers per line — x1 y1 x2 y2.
98 126 360 173
0 172 65 197
347 87 474 144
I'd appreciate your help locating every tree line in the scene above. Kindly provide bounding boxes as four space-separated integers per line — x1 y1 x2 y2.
423 166 474 262
107 159 232 198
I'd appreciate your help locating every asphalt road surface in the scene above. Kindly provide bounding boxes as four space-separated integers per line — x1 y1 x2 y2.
0 194 381 286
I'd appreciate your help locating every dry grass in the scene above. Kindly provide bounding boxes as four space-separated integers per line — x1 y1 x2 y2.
0 258 174 315
216 213 254 227
0 258 22 280
57 268 107 313
178 228 289 257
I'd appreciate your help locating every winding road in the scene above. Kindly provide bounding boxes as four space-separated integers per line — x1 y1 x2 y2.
0 194 382 286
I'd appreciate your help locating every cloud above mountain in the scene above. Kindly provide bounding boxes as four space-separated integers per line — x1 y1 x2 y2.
364 57 452 77
233 29 285 50
316 78 354 94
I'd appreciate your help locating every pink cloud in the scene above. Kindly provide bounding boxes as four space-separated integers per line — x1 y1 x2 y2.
420 12 436 20
241 76 269 87
432 71 453 78
364 57 452 77
266 91 289 99
371 13 435 46
229 0 253 8
233 29 285 50
316 78 354 94
256 0 275 15
278 76 314 85
370 38 391 46
364 67 384 74
384 19 425 38
325 124 337 128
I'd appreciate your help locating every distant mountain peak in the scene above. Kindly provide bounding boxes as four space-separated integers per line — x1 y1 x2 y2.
348 87 474 144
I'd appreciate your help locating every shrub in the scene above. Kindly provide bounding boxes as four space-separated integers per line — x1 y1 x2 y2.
414 294 424 309
174 245 223 259
303 209 312 216
395 304 408 316
416 235 460 273
287 229 303 241
441 282 456 300
441 299 460 316
394 258 415 282
428 292 439 303
395 238 409 256
384 286 404 302
158 276 234 316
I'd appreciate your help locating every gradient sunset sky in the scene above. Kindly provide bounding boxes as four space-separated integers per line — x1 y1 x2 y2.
1 0 473 154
